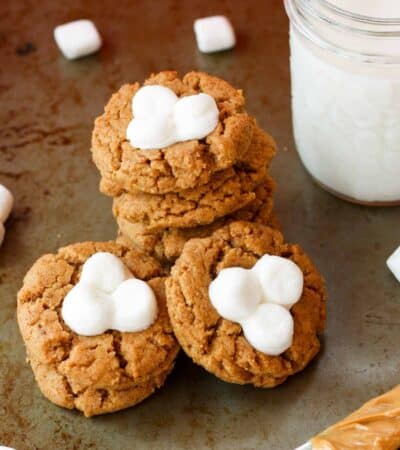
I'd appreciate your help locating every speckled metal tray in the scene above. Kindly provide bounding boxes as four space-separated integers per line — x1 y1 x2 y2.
1 1 400 449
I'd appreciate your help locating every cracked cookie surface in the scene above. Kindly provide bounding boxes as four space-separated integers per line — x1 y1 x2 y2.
166 222 326 387
116 177 278 263
92 70 256 195
112 126 275 230
17 241 180 417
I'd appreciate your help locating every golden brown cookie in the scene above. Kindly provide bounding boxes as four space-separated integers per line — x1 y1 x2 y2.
17 241 180 417
166 222 326 387
116 178 278 263
112 127 275 230
91 71 257 195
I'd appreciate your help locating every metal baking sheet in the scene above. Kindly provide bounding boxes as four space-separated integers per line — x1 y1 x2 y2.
1 1 399 449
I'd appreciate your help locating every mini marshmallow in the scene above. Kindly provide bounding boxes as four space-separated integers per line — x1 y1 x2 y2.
193 16 236 54
54 19 102 60
208 254 304 356
0 185 13 224
62 284 113 336
80 252 132 294
126 85 219 150
0 184 13 246
387 246 400 283
209 267 261 322
133 85 178 118
174 93 220 141
61 252 158 336
112 279 157 332
253 255 304 309
242 304 294 356
127 114 176 150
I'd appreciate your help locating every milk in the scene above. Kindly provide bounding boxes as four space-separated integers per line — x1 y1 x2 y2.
288 1 400 204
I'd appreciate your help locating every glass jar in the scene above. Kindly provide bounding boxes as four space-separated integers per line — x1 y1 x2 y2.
284 0 400 205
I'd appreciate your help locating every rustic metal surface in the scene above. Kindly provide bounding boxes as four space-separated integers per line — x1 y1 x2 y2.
1 1 400 449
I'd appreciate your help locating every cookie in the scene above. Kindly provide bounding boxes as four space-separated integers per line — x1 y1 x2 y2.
112 126 275 231
91 71 257 195
116 178 278 263
166 221 326 387
17 241 180 417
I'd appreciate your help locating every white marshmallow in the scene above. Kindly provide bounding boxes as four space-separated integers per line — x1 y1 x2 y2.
0 184 13 224
174 93 219 141
0 447 16 450
54 20 102 60
241 304 294 356
387 246 400 282
127 114 176 150
0 184 13 247
209 267 261 322
126 85 219 150
132 85 178 119
193 16 236 54
208 254 304 356
61 252 158 336
112 278 157 332
80 252 132 294
253 255 304 309
62 284 113 336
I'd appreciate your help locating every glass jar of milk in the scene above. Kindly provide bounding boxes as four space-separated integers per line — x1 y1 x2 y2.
284 0 400 205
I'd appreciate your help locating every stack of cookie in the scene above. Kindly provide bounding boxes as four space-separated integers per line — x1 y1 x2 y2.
91 71 278 264
17 70 327 418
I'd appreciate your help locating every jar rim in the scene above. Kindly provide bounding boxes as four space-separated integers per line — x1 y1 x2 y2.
285 0 400 64
320 0 400 25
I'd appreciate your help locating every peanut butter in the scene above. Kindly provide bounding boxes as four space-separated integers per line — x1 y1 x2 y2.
311 385 400 449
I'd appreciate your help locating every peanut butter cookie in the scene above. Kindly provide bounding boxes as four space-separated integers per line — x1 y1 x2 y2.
112 126 275 230
166 222 326 387
17 241 179 417
116 178 278 263
92 71 257 195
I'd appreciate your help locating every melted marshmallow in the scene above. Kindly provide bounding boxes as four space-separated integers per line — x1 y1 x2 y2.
208 267 261 322
253 255 304 309
209 254 304 356
126 85 219 150
174 93 220 141
242 304 294 356
61 252 157 336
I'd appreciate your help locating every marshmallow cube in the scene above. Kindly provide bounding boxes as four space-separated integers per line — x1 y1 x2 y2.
194 16 236 53
387 246 400 282
54 20 102 60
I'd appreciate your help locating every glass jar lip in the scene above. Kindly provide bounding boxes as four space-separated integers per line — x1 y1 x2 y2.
285 0 400 64
320 0 400 25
